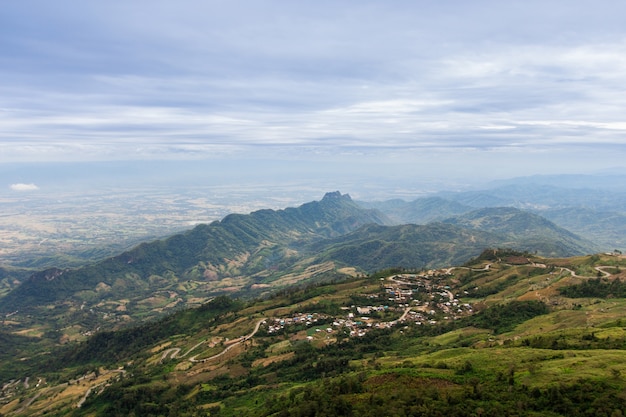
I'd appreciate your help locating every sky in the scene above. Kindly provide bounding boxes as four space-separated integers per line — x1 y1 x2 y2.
2 0 626 190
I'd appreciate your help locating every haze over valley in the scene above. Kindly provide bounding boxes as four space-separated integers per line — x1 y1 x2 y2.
3 164 625 270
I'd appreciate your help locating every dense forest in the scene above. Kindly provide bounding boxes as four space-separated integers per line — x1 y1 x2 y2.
560 277 626 298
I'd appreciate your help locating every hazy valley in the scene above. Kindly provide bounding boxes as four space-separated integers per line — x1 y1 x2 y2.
4 172 626 269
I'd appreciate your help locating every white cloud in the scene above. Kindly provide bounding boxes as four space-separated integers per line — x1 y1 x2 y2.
0 1 626 178
10 183 39 191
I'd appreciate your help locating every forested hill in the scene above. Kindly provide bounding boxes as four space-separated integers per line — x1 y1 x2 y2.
440 207 598 257
363 178 626 253
310 222 501 271
0 192 388 313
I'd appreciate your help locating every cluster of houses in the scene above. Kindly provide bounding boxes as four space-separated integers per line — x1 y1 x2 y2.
264 313 327 334
383 272 475 323
261 270 475 340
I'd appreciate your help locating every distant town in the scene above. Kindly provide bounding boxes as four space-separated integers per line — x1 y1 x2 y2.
261 270 475 341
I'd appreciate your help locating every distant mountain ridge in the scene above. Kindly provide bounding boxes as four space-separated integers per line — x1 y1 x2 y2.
0 191 597 337
0 192 387 314
440 206 599 257
358 196 472 224
537 207 626 250
441 183 626 211
366 178 626 252
311 222 501 271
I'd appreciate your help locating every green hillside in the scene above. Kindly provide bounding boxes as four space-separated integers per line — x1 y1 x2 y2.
0 266 31 298
539 207 626 251
441 207 598 257
311 222 501 271
3 251 626 416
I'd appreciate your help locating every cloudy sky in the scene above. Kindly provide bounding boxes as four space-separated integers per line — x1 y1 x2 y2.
2 1 626 184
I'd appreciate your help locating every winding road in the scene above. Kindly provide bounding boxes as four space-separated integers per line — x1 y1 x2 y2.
160 319 265 364
159 338 210 363
443 264 491 274
560 266 615 279
190 318 265 363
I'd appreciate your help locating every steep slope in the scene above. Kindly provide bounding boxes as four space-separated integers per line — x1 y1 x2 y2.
311 222 501 271
0 192 388 315
0 266 31 298
441 207 598 256
307 207 597 272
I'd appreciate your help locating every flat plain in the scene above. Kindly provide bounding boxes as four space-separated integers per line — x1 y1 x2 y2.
0 186 307 267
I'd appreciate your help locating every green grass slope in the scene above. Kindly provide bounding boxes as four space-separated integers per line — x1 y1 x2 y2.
4 252 626 416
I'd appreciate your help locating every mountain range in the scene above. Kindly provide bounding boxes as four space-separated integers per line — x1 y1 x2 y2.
364 177 626 251
0 192 597 339
1 189 625 416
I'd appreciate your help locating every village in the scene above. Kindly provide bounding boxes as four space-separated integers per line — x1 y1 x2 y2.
0 269 479 412
261 269 475 341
